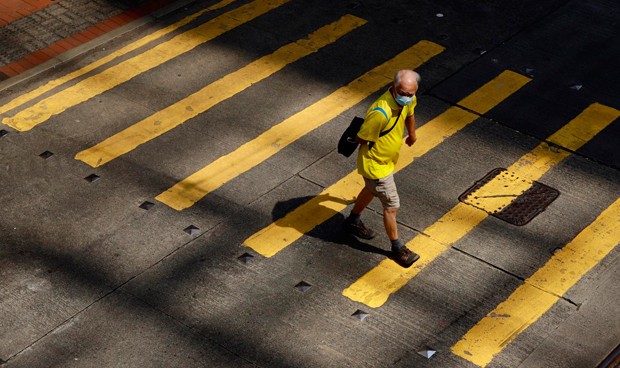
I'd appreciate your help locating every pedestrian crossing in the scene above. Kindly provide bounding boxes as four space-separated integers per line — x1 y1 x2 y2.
2 0 288 131
451 197 620 367
244 70 531 257
0 0 237 117
0 1 618 367
155 39 444 210
342 102 618 307
74 14 368 168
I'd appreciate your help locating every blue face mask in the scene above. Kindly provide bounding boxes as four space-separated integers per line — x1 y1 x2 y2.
394 93 413 106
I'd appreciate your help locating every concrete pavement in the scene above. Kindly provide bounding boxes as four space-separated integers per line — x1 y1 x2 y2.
0 0 618 367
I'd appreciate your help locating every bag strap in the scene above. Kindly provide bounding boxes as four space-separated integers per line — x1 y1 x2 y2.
368 107 404 150
379 107 404 137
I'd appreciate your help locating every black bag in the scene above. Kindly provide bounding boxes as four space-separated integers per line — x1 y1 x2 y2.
337 109 403 157
337 116 365 157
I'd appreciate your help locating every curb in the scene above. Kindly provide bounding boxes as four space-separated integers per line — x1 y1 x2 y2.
0 0 197 93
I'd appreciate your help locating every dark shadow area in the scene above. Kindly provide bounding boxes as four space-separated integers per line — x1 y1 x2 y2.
271 195 392 257
0 187 315 367
312 211 394 258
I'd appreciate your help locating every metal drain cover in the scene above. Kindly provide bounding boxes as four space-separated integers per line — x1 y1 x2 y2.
459 168 559 226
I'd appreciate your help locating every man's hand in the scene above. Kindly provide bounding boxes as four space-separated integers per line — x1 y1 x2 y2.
405 135 417 146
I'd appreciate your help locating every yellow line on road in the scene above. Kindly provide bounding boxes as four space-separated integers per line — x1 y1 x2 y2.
2 0 288 131
0 0 236 117
75 14 367 167
155 40 445 210
451 198 620 367
342 102 619 308
244 70 531 257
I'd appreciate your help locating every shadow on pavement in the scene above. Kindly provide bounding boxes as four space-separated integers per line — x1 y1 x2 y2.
270 194 392 257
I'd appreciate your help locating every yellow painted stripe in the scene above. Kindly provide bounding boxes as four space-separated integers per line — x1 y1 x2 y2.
244 71 531 257
511 103 620 181
2 0 288 131
547 103 620 151
528 204 620 296
155 40 445 210
451 198 620 367
75 15 367 167
342 102 618 308
0 0 236 116
247 171 362 257
466 102 620 214
453 284 558 367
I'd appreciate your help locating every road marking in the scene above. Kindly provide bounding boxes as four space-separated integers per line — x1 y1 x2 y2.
2 0 288 131
0 0 236 116
451 198 620 367
155 40 445 210
75 14 367 167
342 102 619 308
244 70 531 257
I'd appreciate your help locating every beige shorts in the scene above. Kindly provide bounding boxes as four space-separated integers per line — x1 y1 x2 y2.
363 173 400 209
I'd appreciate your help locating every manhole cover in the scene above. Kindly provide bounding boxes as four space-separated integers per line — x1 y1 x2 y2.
459 168 559 226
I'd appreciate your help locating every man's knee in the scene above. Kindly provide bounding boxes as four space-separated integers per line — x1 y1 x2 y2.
384 207 399 216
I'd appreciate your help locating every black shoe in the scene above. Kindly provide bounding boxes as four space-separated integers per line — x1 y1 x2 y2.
392 246 420 268
344 218 376 240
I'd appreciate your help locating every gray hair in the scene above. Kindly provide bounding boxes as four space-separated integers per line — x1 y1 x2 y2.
394 70 421 86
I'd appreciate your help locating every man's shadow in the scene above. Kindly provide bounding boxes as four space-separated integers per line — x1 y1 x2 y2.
270 195 392 257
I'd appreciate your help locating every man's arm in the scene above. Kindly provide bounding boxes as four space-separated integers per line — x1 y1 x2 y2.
405 114 417 146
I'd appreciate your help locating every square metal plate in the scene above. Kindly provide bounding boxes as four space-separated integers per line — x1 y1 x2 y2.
459 168 560 226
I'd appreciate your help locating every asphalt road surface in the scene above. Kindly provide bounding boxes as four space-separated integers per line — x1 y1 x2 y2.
0 0 618 367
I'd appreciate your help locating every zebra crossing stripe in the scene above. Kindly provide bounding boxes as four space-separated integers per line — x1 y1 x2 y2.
451 197 620 367
0 0 237 116
2 0 289 131
75 14 367 167
244 70 530 257
155 40 445 210
342 103 619 308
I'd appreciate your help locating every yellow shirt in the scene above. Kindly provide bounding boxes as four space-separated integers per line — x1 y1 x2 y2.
356 89 416 179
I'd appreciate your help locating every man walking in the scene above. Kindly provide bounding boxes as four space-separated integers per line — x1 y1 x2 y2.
344 69 420 267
